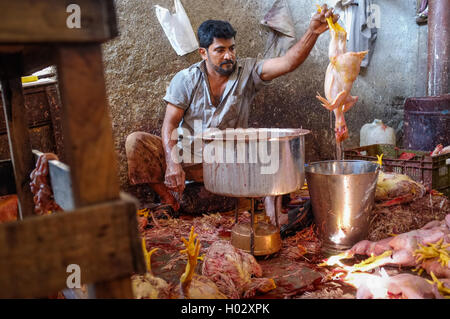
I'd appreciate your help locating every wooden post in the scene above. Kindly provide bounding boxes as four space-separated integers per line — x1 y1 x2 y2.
55 44 132 298
0 53 35 219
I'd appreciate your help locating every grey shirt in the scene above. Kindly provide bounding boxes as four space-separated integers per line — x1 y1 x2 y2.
163 57 270 163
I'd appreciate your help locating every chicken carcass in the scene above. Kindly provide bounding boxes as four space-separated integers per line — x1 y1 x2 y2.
431 144 450 157
179 227 227 299
202 240 276 299
351 270 436 299
375 171 426 206
316 6 367 150
334 215 450 275
132 238 172 299
29 153 62 215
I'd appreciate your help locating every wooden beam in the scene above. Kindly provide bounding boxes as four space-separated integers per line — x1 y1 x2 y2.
0 53 35 219
55 44 130 298
0 0 118 43
55 44 120 207
0 197 146 299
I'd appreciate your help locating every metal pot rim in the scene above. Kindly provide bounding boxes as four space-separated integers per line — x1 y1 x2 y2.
305 160 380 176
198 128 311 141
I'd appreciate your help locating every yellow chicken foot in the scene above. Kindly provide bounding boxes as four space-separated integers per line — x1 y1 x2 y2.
141 237 159 274
350 250 393 272
180 226 204 288
426 271 450 299
414 239 450 268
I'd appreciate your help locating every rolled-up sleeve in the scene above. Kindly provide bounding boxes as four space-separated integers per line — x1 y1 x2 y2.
163 70 191 110
252 59 272 92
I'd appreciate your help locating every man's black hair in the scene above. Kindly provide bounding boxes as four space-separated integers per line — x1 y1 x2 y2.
197 20 237 49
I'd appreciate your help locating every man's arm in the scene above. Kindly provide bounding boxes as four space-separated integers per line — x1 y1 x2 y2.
260 5 339 81
161 103 186 193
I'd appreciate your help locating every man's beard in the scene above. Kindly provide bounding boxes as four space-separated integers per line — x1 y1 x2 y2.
214 60 236 76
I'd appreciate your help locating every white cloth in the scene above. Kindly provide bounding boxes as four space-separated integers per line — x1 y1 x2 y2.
260 0 296 59
332 0 377 67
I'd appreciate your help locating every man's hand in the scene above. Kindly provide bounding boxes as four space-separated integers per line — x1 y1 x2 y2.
309 4 340 35
165 162 186 194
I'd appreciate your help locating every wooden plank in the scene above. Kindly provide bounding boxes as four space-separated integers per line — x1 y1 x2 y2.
0 0 117 43
0 53 35 219
0 159 15 195
55 44 131 298
45 84 66 162
0 197 145 298
55 44 120 207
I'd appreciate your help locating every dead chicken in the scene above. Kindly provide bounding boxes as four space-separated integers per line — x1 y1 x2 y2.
29 153 62 215
131 238 172 299
315 5 367 145
323 214 450 276
375 170 426 206
202 240 276 299
179 226 227 299
431 144 450 157
348 269 436 299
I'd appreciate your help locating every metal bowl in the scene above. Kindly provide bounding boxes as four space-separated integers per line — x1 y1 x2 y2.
201 128 310 197
230 222 281 256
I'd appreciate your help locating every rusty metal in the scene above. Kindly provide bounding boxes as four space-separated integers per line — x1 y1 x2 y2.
403 95 450 151
427 0 450 96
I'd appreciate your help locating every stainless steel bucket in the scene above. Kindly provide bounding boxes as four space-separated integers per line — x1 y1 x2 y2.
201 128 310 197
305 160 379 255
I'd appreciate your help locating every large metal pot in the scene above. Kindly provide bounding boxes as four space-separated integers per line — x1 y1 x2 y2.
201 128 310 197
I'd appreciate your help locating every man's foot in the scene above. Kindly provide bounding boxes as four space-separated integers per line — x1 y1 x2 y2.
151 183 180 212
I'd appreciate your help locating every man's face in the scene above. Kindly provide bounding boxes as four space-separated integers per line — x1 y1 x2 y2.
200 37 236 76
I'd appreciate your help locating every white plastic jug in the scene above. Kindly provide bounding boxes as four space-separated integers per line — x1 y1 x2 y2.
360 119 396 146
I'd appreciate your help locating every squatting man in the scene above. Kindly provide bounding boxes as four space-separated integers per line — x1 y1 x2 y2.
125 5 339 221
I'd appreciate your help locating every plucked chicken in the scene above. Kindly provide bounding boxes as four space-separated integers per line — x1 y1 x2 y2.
202 240 276 299
315 6 367 146
431 144 450 156
350 270 436 299
324 215 450 277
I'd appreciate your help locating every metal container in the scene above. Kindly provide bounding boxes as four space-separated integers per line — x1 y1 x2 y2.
403 95 450 151
305 160 379 255
201 128 310 197
231 222 282 256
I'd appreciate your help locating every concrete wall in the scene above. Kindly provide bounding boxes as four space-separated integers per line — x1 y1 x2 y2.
102 0 427 191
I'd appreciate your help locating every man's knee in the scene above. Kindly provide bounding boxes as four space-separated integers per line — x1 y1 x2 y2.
125 132 162 154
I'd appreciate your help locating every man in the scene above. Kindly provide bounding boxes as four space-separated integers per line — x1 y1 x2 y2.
126 5 338 212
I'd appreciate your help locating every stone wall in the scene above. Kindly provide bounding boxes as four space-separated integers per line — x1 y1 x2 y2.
102 0 427 192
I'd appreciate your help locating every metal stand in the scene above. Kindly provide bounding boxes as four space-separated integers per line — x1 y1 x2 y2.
233 196 282 256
